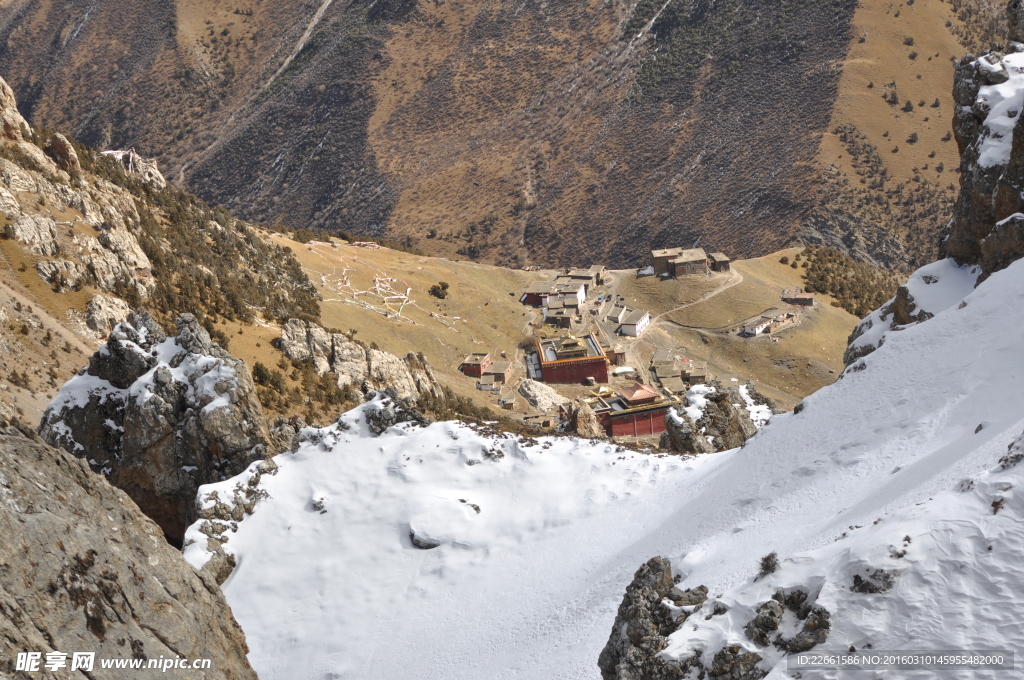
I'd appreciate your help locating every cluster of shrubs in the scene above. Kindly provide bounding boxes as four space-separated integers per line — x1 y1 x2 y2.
795 246 903 318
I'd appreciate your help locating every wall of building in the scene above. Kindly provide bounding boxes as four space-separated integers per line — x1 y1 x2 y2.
608 408 670 437
541 359 609 384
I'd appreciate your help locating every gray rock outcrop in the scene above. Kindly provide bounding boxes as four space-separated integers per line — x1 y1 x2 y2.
598 557 687 680
0 416 257 679
278 318 441 400
661 408 716 454
5 215 58 255
39 311 270 545
85 294 131 336
599 556 831 680
566 398 605 438
100 149 167 189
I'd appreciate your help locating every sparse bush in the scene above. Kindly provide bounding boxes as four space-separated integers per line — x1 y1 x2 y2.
779 256 789 265
759 552 779 577
906 132 919 144
902 100 914 112
903 36 915 46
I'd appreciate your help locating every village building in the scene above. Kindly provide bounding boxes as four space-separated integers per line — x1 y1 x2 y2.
619 309 651 337
582 382 681 437
522 281 555 306
708 252 731 272
564 265 606 292
651 356 708 392
609 344 627 366
460 353 492 377
543 298 578 328
782 287 815 306
741 311 797 337
536 334 610 384
652 247 709 277
607 305 630 324
482 361 514 384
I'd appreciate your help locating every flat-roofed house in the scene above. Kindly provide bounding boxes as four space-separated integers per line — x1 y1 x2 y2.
741 316 775 336
522 281 555 306
620 309 651 337
652 248 683 276
652 247 709 277
482 361 514 384
708 252 731 272
670 248 709 276
460 353 492 377
782 287 815 306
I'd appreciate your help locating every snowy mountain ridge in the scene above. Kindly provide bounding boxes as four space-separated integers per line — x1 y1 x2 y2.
180 255 1024 678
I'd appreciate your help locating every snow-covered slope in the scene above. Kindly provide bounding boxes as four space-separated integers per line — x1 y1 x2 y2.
185 260 1024 679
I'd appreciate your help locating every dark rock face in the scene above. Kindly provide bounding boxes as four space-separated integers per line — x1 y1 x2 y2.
598 557 690 680
39 311 270 546
0 419 257 679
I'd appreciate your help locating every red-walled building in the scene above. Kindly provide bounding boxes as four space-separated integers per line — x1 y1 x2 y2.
537 334 609 384
587 382 681 437
459 353 492 377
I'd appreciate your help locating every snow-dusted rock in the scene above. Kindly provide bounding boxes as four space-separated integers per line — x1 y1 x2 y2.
39 311 270 544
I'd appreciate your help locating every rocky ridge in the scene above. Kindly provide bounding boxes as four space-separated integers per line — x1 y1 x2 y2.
0 414 257 679
278 319 441 402
38 311 270 546
660 383 772 455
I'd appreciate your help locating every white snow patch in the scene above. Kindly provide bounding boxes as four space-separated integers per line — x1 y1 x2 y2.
190 259 1024 679
738 385 771 428
684 383 715 422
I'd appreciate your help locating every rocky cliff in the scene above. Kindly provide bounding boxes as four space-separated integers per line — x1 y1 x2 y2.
38 311 270 547
278 319 441 402
0 414 257 679
844 2 1024 367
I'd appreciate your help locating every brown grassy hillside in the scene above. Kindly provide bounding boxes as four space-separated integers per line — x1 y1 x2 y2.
0 0 1005 271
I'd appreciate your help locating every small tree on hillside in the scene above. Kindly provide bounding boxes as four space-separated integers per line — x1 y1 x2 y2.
429 282 450 299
